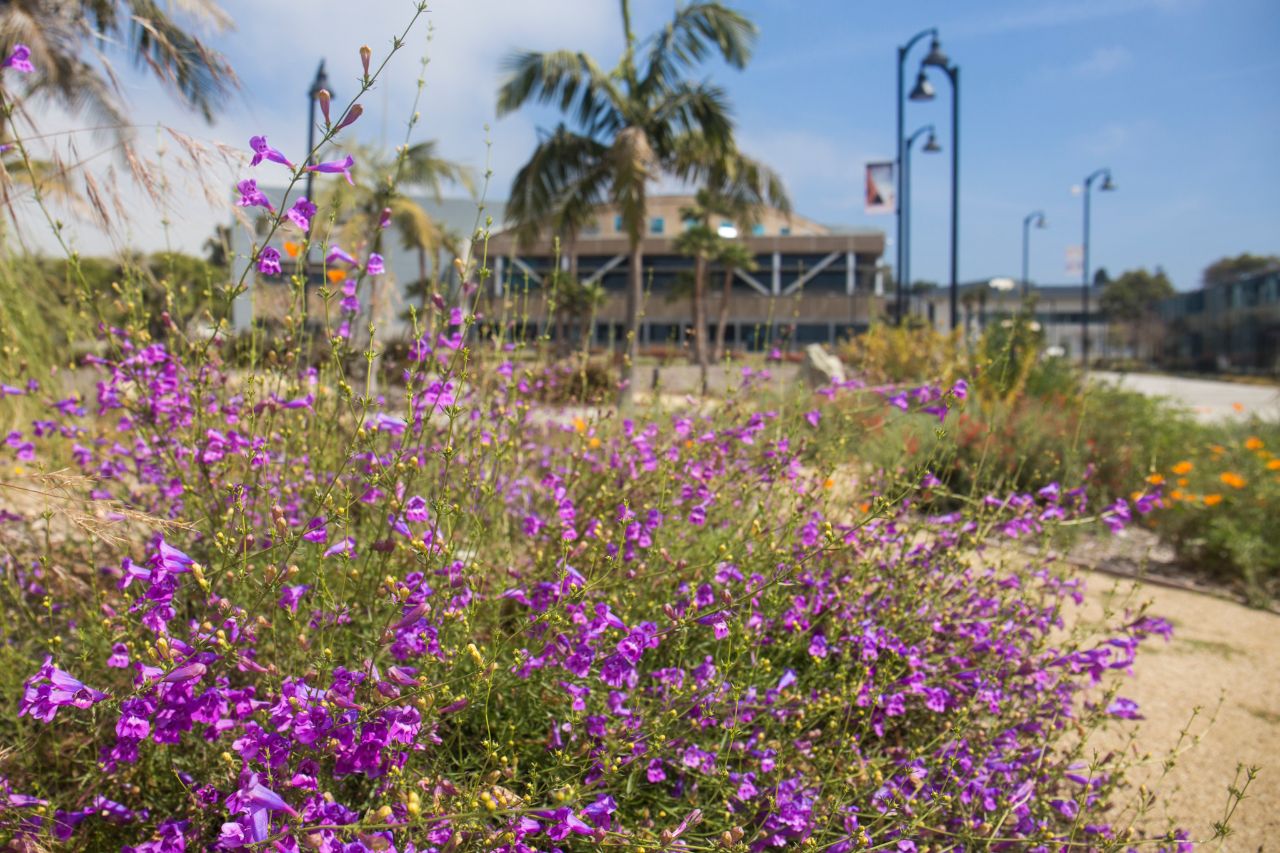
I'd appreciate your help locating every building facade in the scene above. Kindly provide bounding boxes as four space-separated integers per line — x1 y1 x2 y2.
915 281 1117 360
486 195 887 351
1157 266 1280 373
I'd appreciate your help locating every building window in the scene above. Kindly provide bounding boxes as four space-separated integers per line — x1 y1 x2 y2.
752 223 765 236
780 227 791 236
614 215 623 232
650 217 665 235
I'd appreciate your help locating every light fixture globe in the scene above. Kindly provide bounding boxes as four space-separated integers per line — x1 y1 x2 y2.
909 71 935 101
1100 174 1117 192
922 133 941 153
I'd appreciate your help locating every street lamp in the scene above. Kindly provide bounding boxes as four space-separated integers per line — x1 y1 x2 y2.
1080 168 1116 368
1021 210 1046 298
917 59 960 333
305 60 330 205
902 125 940 319
896 28 944 325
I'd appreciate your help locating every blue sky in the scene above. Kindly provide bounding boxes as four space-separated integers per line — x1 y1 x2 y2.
25 0 1280 290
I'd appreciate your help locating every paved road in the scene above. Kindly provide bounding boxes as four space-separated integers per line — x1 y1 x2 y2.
1089 371 1280 422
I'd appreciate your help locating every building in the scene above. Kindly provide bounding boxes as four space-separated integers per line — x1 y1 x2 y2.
486 195 886 352
1157 266 1280 373
914 281 1117 360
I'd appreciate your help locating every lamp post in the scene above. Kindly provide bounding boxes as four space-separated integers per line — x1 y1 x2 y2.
1021 210 1046 298
896 28 946 324
902 125 940 320
1080 168 1115 368
305 61 330 205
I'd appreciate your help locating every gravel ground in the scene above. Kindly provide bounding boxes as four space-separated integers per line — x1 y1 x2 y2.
1070 566 1280 850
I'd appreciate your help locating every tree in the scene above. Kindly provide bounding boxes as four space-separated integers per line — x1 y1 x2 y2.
1202 253 1280 289
1099 267 1174 361
317 141 473 327
713 239 755 361
497 0 757 407
673 142 788 389
0 0 236 141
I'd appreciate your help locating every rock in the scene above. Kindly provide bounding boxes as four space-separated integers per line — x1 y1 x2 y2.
801 343 845 387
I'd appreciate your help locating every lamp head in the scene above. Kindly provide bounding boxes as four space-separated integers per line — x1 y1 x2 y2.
922 39 949 68
311 60 330 97
922 132 942 153
909 71 935 101
1100 174 1116 192
1035 213 1047 228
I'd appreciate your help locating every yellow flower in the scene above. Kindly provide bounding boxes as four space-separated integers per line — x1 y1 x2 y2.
1203 494 1223 506
1219 471 1246 489
572 416 587 434
1171 461 1193 475
588 437 601 449
1145 473 1165 486
1245 436 1264 451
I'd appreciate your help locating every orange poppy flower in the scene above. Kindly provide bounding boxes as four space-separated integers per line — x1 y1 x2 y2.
1176 478 1188 488
1171 461 1192 475
327 269 347 284
283 241 301 259
1268 459 1280 471
823 478 835 490
1219 472 1246 489
1169 489 1185 501
1244 436 1264 451
1203 494 1223 506
572 417 587 434
1145 473 1164 486
1232 402 1245 412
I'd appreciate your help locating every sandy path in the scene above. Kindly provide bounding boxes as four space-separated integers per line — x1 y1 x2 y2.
1073 569 1279 850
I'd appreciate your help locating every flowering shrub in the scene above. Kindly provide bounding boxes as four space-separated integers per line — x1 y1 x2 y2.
0 22 1238 853
1145 426 1280 605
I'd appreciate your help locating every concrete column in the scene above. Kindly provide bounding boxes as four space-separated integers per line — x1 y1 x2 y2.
874 261 884 297
494 256 505 297
772 251 781 295
845 251 855 295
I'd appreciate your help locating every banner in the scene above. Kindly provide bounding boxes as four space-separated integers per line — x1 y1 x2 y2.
1065 245 1083 275
865 161 894 214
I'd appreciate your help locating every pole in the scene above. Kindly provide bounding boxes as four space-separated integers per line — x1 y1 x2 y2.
1022 216 1031 299
1082 180 1091 369
896 45 904 325
947 64 959 333
896 29 936 325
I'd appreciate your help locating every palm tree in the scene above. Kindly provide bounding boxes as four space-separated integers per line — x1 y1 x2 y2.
674 143 788 380
497 0 757 406
0 0 236 141
713 239 756 360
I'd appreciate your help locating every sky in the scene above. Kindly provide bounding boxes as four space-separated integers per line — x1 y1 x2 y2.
12 0 1280 290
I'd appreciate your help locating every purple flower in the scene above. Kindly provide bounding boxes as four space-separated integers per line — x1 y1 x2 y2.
805 409 820 428
379 207 392 229
161 662 207 684
107 643 130 668
2 44 34 73
305 154 355 186
285 197 316 231
19 658 108 722
236 179 274 212
1106 697 1143 719
256 247 282 277
249 135 294 169
326 245 357 266
323 536 355 558
366 253 385 276
278 584 310 613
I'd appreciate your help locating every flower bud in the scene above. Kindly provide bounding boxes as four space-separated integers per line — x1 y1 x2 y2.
335 104 363 132
359 45 372 78
317 89 331 125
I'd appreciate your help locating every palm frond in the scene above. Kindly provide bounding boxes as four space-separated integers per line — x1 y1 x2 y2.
496 49 621 136
507 124 610 246
639 2 756 97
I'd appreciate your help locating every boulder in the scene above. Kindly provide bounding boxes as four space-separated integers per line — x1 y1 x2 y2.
801 343 846 387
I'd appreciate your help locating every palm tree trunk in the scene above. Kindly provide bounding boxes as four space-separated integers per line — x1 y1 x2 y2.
620 240 643 409
715 265 733 361
692 254 708 368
